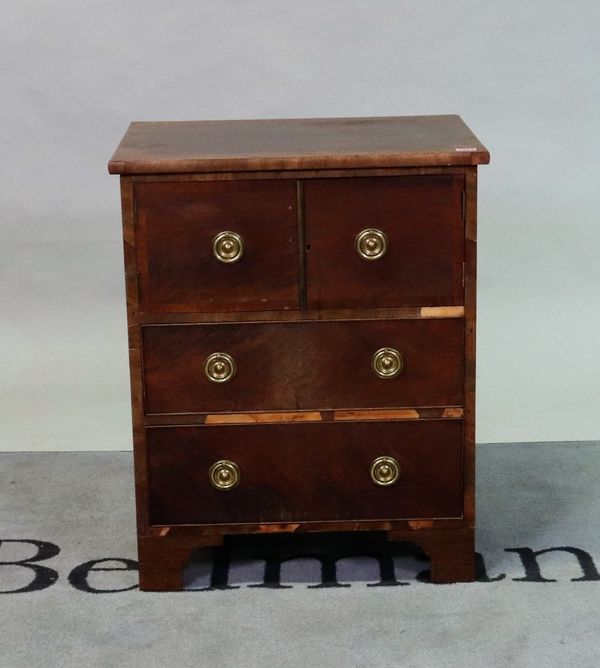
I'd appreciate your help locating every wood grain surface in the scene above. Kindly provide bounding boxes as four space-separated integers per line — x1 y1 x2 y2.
146 420 464 525
141 318 464 414
109 115 490 175
134 179 299 313
305 174 465 309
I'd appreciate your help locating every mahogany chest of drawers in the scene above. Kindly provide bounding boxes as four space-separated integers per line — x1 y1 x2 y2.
109 115 489 590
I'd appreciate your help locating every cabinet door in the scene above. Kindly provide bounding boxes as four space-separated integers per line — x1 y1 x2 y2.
304 175 464 310
134 179 299 313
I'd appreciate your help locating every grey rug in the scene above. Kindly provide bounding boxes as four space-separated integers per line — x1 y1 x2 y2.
2 442 600 667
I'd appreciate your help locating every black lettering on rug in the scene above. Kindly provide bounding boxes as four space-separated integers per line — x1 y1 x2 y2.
507 546 600 582
0 539 60 594
68 558 139 593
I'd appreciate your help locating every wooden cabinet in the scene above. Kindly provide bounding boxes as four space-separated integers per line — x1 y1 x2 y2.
109 115 489 590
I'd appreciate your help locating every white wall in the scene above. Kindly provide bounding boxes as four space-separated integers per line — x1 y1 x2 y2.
1 1 599 451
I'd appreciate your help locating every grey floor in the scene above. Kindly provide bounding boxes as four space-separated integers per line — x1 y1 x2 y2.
1 442 600 668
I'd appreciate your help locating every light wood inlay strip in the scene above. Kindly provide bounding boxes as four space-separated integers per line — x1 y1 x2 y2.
145 407 464 425
205 411 323 425
419 306 464 318
441 407 464 418
138 305 464 325
334 408 463 421
335 409 420 421
146 517 466 536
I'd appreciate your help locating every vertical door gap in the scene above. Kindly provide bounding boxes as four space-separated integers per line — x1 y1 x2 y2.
297 180 307 311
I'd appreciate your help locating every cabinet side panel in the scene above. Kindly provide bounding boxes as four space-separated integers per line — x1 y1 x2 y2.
463 167 477 528
120 176 149 535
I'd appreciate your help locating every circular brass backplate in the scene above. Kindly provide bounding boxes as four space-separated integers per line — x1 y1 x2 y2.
371 347 403 379
370 456 401 486
355 228 388 260
212 231 244 263
204 352 236 383
209 460 240 490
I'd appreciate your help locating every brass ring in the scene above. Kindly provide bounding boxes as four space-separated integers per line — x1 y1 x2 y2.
370 456 401 486
209 460 240 490
212 231 244 263
372 347 403 379
204 352 236 383
355 228 388 261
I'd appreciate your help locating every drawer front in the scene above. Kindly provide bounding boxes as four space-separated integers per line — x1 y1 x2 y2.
304 175 464 309
134 180 299 313
147 420 463 525
142 318 463 414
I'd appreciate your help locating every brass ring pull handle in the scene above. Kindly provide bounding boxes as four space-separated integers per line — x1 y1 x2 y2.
370 456 401 486
209 460 240 490
355 228 388 260
212 231 244 263
204 352 236 383
371 347 403 379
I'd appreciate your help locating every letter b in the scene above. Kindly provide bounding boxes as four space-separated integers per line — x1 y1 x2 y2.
0 539 60 594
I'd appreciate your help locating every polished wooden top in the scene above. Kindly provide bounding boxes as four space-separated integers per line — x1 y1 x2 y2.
108 115 489 175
